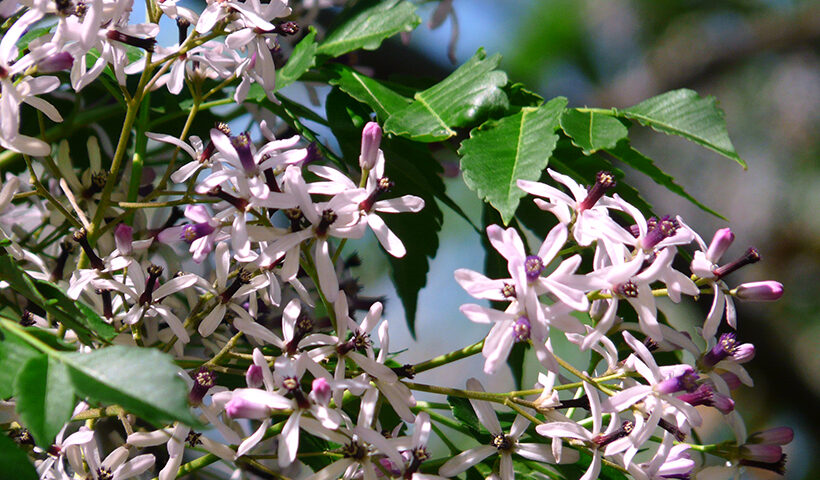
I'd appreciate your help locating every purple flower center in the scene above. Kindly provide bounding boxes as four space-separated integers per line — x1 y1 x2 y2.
232 133 256 174
513 316 531 342
641 215 679 250
524 255 544 282
181 222 216 243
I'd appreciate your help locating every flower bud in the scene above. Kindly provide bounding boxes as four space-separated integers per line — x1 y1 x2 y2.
706 228 734 262
245 364 263 388
310 377 332 406
735 281 784 301
740 444 784 463
747 427 794 446
36 52 74 73
114 224 133 256
359 122 382 170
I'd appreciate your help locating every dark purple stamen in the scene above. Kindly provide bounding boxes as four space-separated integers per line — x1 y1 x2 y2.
501 282 516 299
592 421 634 447
701 333 743 368
139 264 163 305
106 29 156 52
492 434 513 451
676 384 734 414
96 288 113 319
615 280 639 298
220 269 251 303
274 21 299 36
176 18 190 45
658 418 686 441
712 247 760 279
189 367 217 405
654 367 699 394
358 177 393 213
739 455 787 475
19 310 35 327
50 241 74 282
641 215 679 250
263 168 282 193
578 171 616 211
207 186 249 212
231 133 256 174
336 331 371 356
314 209 337 238
72 229 105 270
284 315 313 354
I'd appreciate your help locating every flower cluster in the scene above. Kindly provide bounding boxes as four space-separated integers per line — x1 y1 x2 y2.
0 1 795 480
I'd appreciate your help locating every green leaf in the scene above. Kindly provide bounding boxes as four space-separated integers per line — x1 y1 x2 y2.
384 48 509 142
14 356 75 447
0 329 41 398
0 434 37 480
446 395 481 436
621 88 746 168
0 251 115 344
276 27 318 90
459 97 567 224
317 0 421 57
560 109 628 154
605 140 725 219
326 64 412 121
379 137 444 337
65 345 199 427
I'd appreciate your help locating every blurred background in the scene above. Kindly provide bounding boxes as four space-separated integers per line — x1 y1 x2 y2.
341 1 819 479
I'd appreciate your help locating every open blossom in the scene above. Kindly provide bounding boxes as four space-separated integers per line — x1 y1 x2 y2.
439 378 575 480
517 170 625 246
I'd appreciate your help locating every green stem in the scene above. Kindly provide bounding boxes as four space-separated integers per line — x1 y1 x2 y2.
411 339 484 374
125 91 151 224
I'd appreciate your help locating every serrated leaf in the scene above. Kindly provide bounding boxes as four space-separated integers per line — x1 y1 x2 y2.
621 88 746 168
605 140 724 219
317 0 420 57
326 64 412 121
560 109 627 154
380 138 443 337
460 97 566 224
0 434 38 480
277 27 317 90
384 48 509 142
14 356 75 447
65 345 199 427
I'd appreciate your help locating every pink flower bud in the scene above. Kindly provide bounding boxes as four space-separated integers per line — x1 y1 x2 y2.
359 122 382 170
739 444 783 463
114 224 133 256
246 364 263 388
706 228 734 261
225 394 271 419
36 52 74 73
747 427 794 446
310 377 331 406
735 281 784 301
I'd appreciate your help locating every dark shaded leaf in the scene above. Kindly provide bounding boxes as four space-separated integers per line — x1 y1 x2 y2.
326 63 412 121
0 434 37 480
605 140 724 219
